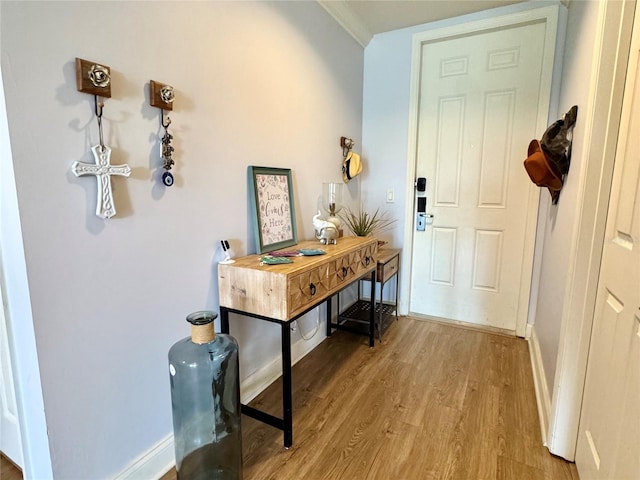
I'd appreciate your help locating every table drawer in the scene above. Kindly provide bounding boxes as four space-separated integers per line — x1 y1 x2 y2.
360 243 377 271
330 243 377 288
287 264 330 317
378 254 398 283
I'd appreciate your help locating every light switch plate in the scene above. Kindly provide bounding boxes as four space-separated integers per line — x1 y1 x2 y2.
386 189 394 203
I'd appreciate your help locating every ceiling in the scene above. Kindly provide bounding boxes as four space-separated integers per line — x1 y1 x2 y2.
318 0 528 46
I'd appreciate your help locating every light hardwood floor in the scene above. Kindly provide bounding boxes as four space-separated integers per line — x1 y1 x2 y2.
1 453 22 480
162 316 578 480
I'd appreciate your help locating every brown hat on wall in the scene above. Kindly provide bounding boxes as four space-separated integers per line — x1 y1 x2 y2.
523 105 578 205
524 139 563 192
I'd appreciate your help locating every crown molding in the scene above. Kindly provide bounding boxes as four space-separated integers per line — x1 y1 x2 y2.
317 0 372 48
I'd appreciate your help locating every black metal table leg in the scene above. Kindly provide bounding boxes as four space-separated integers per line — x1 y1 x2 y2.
378 266 384 340
220 307 229 334
281 322 293 448
326 297 332 337
369 269 376 347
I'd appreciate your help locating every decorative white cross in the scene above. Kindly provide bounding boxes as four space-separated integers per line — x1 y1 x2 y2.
72 145 131 219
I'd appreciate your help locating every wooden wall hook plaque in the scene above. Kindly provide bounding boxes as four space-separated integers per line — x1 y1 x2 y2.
150 80 174 111
75 57 112 98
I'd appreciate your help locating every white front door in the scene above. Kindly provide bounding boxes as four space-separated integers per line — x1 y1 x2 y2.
409 15 553 333
575 11 640 478
0 282 23 468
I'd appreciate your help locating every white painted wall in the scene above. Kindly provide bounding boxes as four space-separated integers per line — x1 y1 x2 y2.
0 1 363 478
533 0 599 406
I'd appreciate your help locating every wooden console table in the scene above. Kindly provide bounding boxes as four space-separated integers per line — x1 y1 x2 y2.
218 236 378 448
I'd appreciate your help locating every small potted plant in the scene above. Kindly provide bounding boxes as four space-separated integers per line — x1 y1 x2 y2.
340 207 396 239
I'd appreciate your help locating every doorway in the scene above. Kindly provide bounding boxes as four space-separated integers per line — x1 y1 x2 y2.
402 6 561 336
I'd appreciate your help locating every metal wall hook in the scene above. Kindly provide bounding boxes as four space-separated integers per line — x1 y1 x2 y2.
161 113 171 129
340 136 354 158
94 95 105 150
94 95 104 118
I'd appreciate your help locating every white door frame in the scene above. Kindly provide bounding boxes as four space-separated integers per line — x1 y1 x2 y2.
1 278 23 467
0 64 53 478
400 5 562 337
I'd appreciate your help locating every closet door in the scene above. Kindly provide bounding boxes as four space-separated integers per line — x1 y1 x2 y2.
575 10 640 479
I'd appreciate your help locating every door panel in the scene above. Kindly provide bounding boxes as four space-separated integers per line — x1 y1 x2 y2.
576 12 640 479
410 21 546 331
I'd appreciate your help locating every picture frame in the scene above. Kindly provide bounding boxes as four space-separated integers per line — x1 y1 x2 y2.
248 166 298 253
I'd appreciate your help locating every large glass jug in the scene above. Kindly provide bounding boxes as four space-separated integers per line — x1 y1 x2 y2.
168 311 242 479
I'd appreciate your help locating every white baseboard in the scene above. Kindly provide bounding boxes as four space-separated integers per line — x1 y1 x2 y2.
111 327 326 480
525 322 533 339
112 434 174 480
527 325 551 446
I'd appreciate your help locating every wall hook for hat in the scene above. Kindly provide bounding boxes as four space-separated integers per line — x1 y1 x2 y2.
340 136 354 158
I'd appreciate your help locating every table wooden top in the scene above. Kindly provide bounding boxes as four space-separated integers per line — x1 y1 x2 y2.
377 248 400 265
218 236 378 321
220 237 377 275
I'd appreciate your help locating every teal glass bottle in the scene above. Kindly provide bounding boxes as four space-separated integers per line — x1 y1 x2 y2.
168 311 242 479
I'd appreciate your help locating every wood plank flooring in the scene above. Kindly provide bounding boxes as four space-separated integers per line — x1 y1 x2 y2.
1 453 22 480
163 316 578 480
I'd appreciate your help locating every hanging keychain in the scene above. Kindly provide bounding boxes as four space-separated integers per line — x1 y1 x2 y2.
150 80 176 187
161 115 175 186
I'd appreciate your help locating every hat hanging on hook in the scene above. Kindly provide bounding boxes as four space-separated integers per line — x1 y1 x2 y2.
523 105 578 204
340 136 363 183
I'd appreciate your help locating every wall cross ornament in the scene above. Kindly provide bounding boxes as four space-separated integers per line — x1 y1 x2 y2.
72 145 131 219
72 57 130 219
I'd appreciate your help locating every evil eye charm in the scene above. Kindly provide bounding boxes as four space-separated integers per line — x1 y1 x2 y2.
162 171 174 187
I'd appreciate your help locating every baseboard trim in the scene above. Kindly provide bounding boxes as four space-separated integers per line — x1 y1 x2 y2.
112 434 174 480
525 322 533 339
527 325 551 446
111 325 326 480
408 312 516 337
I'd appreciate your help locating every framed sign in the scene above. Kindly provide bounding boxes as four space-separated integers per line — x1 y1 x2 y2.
248 166 298 253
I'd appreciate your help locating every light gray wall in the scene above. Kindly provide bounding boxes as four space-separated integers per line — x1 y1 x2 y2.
533 0 600 399
0 1 363 478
